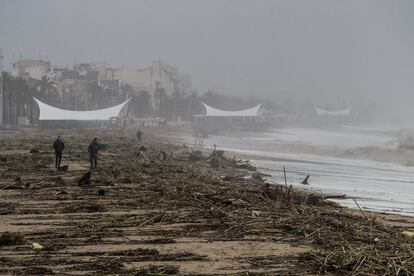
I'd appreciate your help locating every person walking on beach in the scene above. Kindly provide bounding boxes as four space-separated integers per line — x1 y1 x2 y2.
136 129 143 142
88 138 100 168
52 136 65 169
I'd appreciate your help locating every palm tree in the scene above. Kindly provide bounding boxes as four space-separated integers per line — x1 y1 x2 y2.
155 88 170 119
1 72 14 86
87 82 103 109
13 77 32 125
129 90 151 117
184 91 202 120
2 72 15 124
1 74 40 125
120 83 133 99
38 75 58 103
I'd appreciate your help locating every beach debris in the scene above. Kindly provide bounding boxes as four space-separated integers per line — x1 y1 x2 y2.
353 198 369 220
235 159 256 171
251 172 266 183
301 174 310 185
401 230 414 239
301 193 321 205
0 232 24 246
53 176 66 185
57 189 68 195
32 242 44 251
251 210 261 218
2 177 25 190
281 185 294 208
63 203 105 213
261 182 273 199
107 167 121 178
208 147 256 171
57 164 69 171
15 176 23 185
2 130 414 275
325 216 343 228
314 237 328 246
232 198 248 207
145 238 176 244
24 266 54 275
78 171 92 186
322 194 347 200
372 217 388 231
53 189 69 201
208 149 225 167
137 146 150 164
98 143 108 150
134 265 179 275
221 173 247 182
29 148 50 155
158 150 167 161
0 202 16 215
189 150 203 161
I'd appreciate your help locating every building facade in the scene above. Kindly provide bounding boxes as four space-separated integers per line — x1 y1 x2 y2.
12 60 51 80
11 59 192 113
99 60 192 109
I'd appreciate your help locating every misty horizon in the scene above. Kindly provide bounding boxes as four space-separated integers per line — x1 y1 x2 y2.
2 2 414 274
1 0 414 120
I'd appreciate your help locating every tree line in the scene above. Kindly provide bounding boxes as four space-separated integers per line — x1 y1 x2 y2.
0 72 279 125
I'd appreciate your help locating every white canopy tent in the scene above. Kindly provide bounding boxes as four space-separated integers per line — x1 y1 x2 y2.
34 97 130 121
201 102 263 117
315 107 352 116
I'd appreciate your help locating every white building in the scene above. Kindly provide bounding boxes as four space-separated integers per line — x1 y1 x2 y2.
99 60 191 109
114 67 151 92
12 60 51 80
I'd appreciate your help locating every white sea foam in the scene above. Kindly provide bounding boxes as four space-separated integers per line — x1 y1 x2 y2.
187 125 414 216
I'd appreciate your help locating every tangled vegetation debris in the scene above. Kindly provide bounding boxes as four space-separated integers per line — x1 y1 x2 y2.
0 127 413 275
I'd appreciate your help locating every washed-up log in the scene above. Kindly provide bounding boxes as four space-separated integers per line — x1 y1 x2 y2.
322 194 347 200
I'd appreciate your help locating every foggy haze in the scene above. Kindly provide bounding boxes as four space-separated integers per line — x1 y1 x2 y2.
3 2 414 271
1 0 414 120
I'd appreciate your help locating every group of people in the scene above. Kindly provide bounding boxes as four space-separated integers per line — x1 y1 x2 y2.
52 129 143 170
52 136 101 169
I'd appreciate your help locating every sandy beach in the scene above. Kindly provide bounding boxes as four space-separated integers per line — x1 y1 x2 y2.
0 126 414 275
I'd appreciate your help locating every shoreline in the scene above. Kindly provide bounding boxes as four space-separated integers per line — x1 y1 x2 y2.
161 125 414 228
0 126 413 274
167 126 414 218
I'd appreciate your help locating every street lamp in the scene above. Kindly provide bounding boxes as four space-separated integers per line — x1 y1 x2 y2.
0 48 4 126
172 76 178 122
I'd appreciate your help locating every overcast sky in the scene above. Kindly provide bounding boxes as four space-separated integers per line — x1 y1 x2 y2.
1 0 413 114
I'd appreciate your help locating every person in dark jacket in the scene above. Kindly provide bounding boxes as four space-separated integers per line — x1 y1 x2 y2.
52 136 65 169
136 129 143 142
88 138 100 168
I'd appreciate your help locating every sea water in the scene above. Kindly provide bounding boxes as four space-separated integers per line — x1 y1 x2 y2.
188 125 414 216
